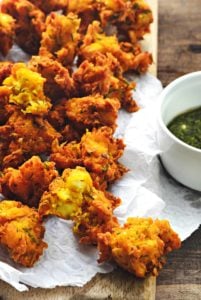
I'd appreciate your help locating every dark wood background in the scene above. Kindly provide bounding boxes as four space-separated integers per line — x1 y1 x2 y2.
157 0 201 299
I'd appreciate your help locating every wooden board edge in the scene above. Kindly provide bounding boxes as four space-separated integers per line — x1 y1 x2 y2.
147 0 158 76
0 271 157 300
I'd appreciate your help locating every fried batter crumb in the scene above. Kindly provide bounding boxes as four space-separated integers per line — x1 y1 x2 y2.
0 156 58 208
0 200 47 267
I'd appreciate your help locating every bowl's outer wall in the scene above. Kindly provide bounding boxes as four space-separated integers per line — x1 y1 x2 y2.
159 72 201 191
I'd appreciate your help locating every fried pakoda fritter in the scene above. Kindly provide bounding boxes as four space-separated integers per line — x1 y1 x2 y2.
1 0 45 54
39 167 93 219
66 95 120 132
0 13 15 56
0 200 47 267
81 127 127 189
97 0 153 44
73 53 138 112
47 95 120 140
67 0 97 34
51 139 83 168
47 98 81 142
73 56 113 97
59 124 82 143
40 12 80 67
28 56 75 101
0 156 58 207
122 0 153 43
47 99 69 130
98 217 181 277
0 111 61 169
67 0 153 43
51 127 127 189
2 63 52 116
67 0 94 15
79 21 152 73
39 166 120 244
73 189 120 244
28 0 68 14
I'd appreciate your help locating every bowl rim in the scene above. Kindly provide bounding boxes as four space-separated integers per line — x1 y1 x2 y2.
158 71 201 154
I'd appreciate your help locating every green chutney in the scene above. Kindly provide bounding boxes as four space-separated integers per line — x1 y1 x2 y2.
168 106 201 149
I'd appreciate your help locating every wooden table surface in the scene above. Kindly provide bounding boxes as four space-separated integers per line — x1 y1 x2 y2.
156 1 201 299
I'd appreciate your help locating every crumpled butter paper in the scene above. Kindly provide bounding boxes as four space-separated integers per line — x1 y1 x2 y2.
0 44 201 291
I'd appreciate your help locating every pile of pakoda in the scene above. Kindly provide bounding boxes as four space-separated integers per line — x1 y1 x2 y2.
0 0 181 279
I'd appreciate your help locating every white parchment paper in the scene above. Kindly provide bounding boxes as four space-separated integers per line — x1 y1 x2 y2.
0 45 201 291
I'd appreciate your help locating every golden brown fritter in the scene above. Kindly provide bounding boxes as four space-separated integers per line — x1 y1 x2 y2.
0 156 58 208
40 12 80 66
39 166 121 244
1 0 45 54
28 56 75 102
47 98 82 143
47 99 69 130
79 21 152 73
97 0 153 44
67 0 153 43
47 95 120 139
0 62 13 85
73 53 138 112
39 166 93 219
60 124 82 143
0 200 47 267
0 111 61 169
65 95 120 132
2 63 52 116
67 0 153 44
80 127 127 189
28 0 68 14
51 139 83 169
0 13 15 56
67 0 94 15
98 217 181 277
67 0 97 34
126 0 153 43
73 189 121 244
73 56 112 97
50 127 127 189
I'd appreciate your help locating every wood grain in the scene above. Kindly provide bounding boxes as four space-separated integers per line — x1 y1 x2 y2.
147 0 158 76
0 270 156 300
157 284 201 300
0 1 158 299
156 226 201 300
157 226 201 286
158 0 201 87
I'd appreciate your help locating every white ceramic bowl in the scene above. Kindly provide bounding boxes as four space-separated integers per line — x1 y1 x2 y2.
158 71 201 191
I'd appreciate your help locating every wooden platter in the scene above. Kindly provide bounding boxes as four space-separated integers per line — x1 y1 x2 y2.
148 0 158 76
0 1 158 299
